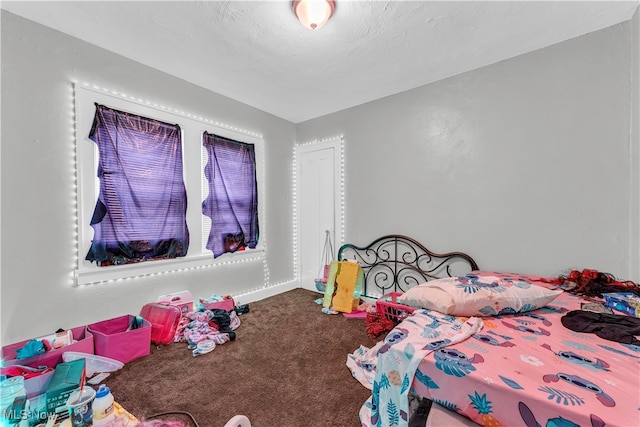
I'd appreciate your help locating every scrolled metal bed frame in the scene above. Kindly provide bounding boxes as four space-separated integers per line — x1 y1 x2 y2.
337 234 479 298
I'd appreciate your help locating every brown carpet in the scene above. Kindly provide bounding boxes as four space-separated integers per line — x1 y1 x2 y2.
105 288 379 427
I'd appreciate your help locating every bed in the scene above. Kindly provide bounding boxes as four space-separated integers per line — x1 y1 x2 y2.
337 234 479 299
343 235 640 427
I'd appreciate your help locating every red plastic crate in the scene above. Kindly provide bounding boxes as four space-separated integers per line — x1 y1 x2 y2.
376 292 415 323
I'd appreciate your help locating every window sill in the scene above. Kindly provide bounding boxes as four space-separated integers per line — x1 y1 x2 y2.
74 248 265 286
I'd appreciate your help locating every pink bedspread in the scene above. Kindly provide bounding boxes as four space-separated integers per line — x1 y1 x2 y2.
411 285 640 427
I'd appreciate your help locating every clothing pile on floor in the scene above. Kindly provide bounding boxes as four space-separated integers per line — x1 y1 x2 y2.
173 308 242 356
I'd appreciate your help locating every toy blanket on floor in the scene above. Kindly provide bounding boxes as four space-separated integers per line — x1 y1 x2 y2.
348 310 483 427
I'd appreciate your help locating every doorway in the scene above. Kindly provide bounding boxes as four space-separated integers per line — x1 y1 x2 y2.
296 138 343 292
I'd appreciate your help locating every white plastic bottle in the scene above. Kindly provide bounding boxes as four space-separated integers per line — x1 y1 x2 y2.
92 384 116 426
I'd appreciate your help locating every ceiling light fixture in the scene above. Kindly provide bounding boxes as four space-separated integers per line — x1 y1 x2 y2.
293 0 336 30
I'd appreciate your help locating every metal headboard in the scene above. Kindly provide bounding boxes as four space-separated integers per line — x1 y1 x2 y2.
337 234 479 298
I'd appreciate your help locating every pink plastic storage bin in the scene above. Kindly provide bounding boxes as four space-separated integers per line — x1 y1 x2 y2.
1 326 94 369
87 315 151 364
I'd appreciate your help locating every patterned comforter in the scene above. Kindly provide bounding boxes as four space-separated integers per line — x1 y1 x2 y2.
349 285 640 427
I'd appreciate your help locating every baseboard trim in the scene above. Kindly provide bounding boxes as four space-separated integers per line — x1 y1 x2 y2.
233 280 377 310
233 281 300 305
299 280 325 295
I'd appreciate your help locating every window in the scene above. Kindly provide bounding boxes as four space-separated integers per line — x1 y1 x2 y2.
86 104 189 265
202 132 259 257
74 83 265 285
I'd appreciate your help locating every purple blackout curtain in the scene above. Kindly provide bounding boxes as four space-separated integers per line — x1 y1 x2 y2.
85 104 189 266
202 132 259 257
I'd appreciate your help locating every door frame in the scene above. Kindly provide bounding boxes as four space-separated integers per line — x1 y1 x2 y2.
294 136 344 289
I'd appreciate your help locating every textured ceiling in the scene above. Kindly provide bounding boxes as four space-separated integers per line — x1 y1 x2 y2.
2 1 639 123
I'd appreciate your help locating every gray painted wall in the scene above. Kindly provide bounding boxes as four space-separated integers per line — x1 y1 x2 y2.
1 12 296 344
298 18 639 282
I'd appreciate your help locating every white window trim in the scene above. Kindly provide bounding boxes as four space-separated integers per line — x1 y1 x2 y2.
73 83 265 286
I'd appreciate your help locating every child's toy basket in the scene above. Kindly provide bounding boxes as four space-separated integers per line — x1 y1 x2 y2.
376 292 415 324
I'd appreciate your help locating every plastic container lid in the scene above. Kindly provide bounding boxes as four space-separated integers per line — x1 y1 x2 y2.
62 351 124 377
95 384 111 398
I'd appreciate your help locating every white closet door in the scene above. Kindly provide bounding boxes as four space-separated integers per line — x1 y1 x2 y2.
297 141 340 292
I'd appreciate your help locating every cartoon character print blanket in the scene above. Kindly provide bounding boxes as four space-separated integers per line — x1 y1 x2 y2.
350 284 640 427
348 310 483 427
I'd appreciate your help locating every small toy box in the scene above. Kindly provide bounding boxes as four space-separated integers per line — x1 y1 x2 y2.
88 315 151 364
140 303 182 345
157 290 193 314
376 292 415 324
603 292 640 317
1 326 94 369
45 358 85 417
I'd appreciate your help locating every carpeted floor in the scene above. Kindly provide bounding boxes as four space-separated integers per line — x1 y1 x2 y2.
105 288 379 427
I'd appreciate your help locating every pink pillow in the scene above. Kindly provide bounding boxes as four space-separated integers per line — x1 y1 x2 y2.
397 272 562 316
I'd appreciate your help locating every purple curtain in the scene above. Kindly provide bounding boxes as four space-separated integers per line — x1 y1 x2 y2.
86 104 189 265
202 132 259 257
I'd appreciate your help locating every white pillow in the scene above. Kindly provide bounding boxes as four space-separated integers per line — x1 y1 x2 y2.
397 273 562 316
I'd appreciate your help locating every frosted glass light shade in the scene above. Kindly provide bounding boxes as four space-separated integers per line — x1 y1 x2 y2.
293 0 336 30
